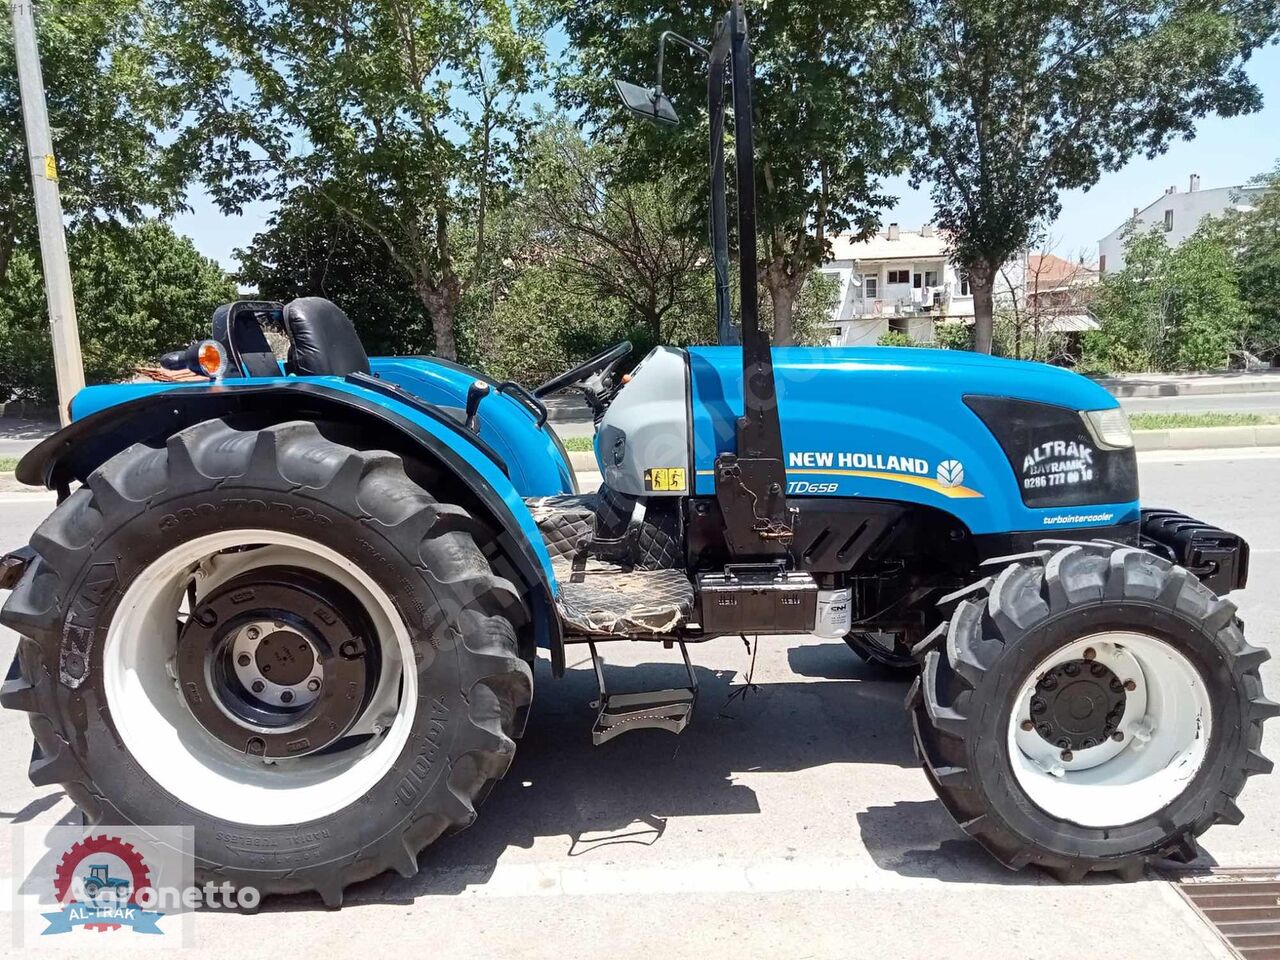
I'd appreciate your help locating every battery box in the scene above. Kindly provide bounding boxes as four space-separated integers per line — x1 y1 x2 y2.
697 564 818 635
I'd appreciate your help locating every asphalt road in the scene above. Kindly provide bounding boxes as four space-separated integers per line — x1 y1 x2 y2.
0 449 1277 958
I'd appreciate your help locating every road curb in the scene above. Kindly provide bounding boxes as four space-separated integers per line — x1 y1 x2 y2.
1101 376 1280 399
568 451 597 472
1133 425 1280 451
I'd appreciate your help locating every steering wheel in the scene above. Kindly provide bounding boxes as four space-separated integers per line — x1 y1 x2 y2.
533 341 633 399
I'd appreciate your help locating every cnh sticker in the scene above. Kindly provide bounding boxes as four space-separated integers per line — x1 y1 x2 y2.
643 467 686 492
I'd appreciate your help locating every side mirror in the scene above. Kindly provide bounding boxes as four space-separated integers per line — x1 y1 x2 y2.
614 79 679 127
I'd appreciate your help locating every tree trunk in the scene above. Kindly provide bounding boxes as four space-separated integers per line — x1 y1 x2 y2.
415 274 461 361
970 261 997 354
762 256 806 346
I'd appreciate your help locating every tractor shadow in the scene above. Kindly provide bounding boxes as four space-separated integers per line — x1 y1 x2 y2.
313 641 921 906
272 640 1177 910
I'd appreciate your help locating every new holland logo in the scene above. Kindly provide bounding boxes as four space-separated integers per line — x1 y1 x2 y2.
936 459 965 488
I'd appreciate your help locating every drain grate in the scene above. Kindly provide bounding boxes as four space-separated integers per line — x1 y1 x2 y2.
1175 872 1280 959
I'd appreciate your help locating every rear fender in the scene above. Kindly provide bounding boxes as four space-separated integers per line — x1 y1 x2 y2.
18 379 568 671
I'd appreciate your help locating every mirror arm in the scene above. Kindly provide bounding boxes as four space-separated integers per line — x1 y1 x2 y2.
655 30 708 102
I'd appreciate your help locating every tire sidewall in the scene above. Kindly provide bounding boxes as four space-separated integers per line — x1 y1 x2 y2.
48 481 474 878
968 601 1245 859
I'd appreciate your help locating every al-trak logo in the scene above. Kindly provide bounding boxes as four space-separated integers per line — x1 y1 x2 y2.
43 835 164 935
785 450 981 499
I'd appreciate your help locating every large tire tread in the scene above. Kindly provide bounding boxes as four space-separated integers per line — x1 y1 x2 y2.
909 540 1276 881
1 418 533 907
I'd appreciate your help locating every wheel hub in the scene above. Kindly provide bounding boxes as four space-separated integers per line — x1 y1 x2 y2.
176 566 379 759
1031 657 1127 752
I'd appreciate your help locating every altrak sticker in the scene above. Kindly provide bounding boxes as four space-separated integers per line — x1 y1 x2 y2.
1022 439 1095 491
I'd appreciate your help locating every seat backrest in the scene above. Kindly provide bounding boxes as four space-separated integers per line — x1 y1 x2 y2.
212 301 285 378
282 297 371 377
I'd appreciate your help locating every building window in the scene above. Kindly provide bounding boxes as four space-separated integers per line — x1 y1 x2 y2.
1164 209 1173 232
887 269 910 284
1099 254 1106 274
924 270 940 287
862 275 878 298
959 276 971 296
913 273 922 289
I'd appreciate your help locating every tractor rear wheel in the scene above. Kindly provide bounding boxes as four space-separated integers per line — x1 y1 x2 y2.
910 541 1276 881
1 419 532 906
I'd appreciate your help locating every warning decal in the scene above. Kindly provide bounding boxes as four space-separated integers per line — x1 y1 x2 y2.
643 467 686 492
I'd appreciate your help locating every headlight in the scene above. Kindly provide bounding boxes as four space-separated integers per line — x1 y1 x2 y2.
1083 407 1133 449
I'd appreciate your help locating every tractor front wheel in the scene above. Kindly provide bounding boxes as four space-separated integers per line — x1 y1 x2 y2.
910 541 1275 881
1 419 532 906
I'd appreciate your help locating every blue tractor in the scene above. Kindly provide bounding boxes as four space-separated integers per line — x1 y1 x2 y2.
0 1 1271 906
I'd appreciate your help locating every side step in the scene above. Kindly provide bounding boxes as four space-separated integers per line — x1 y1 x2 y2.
588 641 698 746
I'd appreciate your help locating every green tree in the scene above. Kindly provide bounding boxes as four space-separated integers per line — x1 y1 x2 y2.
164 0 547 360
871 0 1279 354
0 220 235 404
1220 164 1280 359
519 118 713 347
0 0 189 281
1086 224 1245 372
559 0 906 344
236 187 431 357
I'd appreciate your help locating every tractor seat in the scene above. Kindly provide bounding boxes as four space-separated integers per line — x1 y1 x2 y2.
282 297 371 377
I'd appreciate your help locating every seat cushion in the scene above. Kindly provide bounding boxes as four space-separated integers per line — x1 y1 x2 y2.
282 297 370 377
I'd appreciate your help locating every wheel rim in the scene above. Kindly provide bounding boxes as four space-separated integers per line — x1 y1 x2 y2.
1007 631 1212 828
103 529 418 826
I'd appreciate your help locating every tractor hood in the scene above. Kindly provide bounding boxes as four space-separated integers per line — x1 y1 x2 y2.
686 345 1136 535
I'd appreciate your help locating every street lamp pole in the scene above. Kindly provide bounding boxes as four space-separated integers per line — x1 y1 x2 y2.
10 0 84 424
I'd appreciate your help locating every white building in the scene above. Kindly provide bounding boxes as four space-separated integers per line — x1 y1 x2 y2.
820 223 974 346
1098 175 1266 273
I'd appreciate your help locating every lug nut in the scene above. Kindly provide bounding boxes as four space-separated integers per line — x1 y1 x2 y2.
1110 678 1124 693
1082 738 1098 750
246 626 261 641
1021 719 1036 731
237 653 251 667
1031 697 1046 715
281 690 294 704
1083 647 1096 660
1039 676 1058 691
1112 731 1125 742
306 678 321 692
1060 749 1074 762
1124 679 1137 692
251 680 265 694
1063 662 1080 677
1090 662 1107 678
1037 723 1053 739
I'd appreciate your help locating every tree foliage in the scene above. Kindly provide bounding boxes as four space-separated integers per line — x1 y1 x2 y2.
559 0 906 343
1086 224 1246 372
519 118 712 346
163 0 548 359
871 0 1279 353
0 0 189 281
0 220 235 403
236 186 431 357
1219 164 1280 359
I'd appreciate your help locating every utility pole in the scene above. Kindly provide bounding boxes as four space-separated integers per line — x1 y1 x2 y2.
11 0 84 424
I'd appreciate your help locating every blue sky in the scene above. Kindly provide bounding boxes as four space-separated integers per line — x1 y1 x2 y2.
174 41 1280 271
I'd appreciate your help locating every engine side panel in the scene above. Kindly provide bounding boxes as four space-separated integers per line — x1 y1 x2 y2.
687 345 1139 536
594 346 692 497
